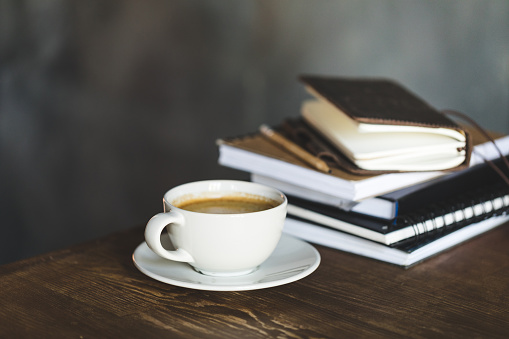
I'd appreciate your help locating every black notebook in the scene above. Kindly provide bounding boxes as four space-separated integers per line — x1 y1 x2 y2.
287 178 509 246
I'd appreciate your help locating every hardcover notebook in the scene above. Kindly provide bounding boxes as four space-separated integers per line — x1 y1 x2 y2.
217 129 509 201
300 76 471 172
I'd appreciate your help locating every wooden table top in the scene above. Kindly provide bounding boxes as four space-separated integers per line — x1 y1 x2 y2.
1 223 508 338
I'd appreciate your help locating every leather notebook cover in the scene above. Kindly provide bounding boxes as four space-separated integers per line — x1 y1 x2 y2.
299 75 462 130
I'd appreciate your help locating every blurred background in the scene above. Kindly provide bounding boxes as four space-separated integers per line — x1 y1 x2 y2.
1 0 508 265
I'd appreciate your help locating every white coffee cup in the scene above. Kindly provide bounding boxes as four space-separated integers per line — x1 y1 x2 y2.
144 180 287 276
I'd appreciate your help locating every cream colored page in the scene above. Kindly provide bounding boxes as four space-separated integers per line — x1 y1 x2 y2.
301 100 464 161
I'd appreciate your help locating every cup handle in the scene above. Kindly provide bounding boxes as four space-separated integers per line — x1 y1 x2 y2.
144 211 194 262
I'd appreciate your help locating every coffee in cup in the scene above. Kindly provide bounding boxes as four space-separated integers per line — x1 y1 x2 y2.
174 194 280 214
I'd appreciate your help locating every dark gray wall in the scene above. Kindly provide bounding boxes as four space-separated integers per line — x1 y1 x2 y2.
1 0 508 264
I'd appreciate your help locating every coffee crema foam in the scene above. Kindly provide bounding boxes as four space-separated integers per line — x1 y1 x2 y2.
174 194 280 214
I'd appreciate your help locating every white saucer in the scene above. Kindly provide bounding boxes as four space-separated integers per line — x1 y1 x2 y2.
132 233 320 291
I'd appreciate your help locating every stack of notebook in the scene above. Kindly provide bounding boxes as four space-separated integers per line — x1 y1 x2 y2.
217 76 509 267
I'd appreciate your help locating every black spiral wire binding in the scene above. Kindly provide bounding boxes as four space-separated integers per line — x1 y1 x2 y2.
392 184 509 247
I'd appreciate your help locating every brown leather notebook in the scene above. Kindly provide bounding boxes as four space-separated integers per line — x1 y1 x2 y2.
299 75 471 172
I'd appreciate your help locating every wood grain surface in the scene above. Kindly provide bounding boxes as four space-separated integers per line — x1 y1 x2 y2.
1 224 508 338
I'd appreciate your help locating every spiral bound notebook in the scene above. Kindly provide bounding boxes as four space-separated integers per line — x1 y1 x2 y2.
287 183 509 246
283 214 509 267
